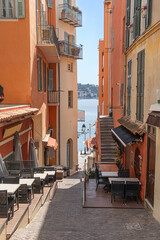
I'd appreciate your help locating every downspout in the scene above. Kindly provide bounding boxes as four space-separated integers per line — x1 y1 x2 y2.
108 9 112 114
58 63 61 165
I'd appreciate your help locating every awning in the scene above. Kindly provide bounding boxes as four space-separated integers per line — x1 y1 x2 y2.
146 111 160 127
47 137 58 150
85 137 96 151
111 126 140 148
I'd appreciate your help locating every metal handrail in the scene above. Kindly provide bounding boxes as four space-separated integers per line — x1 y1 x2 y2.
59 40 83 59
59 3 82 26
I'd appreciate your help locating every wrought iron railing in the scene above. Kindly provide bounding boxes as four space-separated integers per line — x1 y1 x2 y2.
59 41 83 59
39 24 60 55
59 3 82 27
48 91 59 104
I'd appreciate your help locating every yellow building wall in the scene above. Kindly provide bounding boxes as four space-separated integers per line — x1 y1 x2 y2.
56 0 78 170
126 23 160 123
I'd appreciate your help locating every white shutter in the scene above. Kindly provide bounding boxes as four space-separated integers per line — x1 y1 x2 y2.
16 0 25 18
48 0 52 8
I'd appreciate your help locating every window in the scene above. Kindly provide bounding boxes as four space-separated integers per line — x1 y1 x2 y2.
48 69 53 92
68 91 73 108
133 0 141 41
37 56 42 91
64 32 75 55
67 63 73 72
125 0 130 49
48 0 52 8
102 77 104 93
127 60 132 116
0 0 25 18
136 50 145 122
146 0 152 29
102 53 104 68
43 61 46 92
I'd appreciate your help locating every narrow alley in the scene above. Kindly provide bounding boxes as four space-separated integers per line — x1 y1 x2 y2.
10 158 160 240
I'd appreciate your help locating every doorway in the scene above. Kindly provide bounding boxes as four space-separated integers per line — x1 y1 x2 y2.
67 139 73 169
146 126 156 207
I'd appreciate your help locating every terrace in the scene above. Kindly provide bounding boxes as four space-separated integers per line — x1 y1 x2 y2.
59 4 82 27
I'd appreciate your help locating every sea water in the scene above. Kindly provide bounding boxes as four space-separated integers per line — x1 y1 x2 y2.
78 99 98 153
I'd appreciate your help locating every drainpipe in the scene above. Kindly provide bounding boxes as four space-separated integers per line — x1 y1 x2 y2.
58 63 61 165
108 9 112 115
124 53 127 116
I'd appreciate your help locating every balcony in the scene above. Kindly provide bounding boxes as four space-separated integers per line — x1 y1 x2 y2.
59 41 83 59
37 24 60 63
48 91 59 105
59 4 82 27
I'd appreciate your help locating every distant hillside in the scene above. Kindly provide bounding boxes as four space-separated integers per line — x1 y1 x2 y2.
78 83 99 99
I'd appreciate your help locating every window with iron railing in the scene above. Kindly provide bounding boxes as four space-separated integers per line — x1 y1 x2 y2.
0 0 25 18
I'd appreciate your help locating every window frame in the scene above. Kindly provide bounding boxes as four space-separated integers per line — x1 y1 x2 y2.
68 91 73 108
37 56 42 92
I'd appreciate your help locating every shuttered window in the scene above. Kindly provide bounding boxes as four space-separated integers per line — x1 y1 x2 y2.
36 0 39 43
146 0 152 29
68 91 73 108
43 61 46 92
48 0 52 8
136 50 145 122
48 69 53 92
133 0 141 41
37 56 42 91
0 0 25 18
125 0 130 49
127 60 132 116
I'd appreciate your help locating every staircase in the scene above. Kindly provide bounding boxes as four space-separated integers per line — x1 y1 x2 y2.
99 116 117 163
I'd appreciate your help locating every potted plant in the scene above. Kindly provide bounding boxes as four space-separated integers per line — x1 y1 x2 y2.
61 9 66 18
128 23 133 33
141 5 147 18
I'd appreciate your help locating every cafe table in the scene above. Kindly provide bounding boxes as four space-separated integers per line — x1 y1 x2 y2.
0 184 20 209
20 178 35 187
101 171 118 178
34 173 48 180
108 177 140 184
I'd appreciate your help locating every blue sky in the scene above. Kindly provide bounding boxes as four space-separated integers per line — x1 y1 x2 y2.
76 0 104 85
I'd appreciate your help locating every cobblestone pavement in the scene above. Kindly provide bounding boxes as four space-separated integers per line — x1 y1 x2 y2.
10 160 160 240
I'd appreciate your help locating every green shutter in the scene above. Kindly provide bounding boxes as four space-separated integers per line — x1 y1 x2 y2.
136 52 141 120
126 0 131 26
140 50 145 122
16 0 25 18
146 0 151 28
36 0 39 43
133 0 141 41
48 0 52 8
37 56 42 91
127 60 132 116
43 61 46 92
125 27 129 49
72 35 75 46
64 32 69 54
48 69 53 92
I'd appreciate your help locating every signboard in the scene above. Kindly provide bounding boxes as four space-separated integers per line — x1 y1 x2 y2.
0 85 4 103
78 110 85 122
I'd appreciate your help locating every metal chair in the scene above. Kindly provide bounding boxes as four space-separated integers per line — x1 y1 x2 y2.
21 173 34 178
111 181 125 203
125 181 139 203
118 169 130 178
3 177 19 184
33 177 43 194
0 190 14 220
95 166 108 191
18 184 31 203
33 167 44 173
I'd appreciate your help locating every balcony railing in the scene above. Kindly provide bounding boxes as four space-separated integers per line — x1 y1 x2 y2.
59 41 83 59
48 91 59 105
59 4 82 27
40 25 60 55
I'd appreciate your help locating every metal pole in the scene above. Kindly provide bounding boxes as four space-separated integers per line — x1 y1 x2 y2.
84 131 86 154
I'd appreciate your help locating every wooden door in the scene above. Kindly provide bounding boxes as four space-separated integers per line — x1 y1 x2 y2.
146 137 156 207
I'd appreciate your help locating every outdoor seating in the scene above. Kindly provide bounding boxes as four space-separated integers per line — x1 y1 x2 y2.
18 184 31 203
3 177 19 184
111 181 125 203
125 181 139 203
0 190 14 220
33 167 44 173
118 169 129 178
33 177 43 194
95 166 108 191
